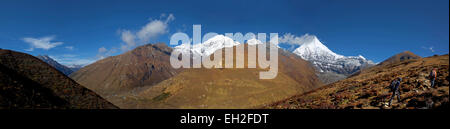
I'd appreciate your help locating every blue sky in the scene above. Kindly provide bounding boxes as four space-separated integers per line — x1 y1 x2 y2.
0 0 448 65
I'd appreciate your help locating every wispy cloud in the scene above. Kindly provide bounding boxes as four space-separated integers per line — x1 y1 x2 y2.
22 36 63 51
92 13 175 60
97 46 118 59
65 46 74 50
119 13 175 51
120 30 136 51
422 46 435 53
278 33 317 45
49 55 96 67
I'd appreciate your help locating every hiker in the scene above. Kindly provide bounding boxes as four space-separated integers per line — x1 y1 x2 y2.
388 77 402 106
426 98 434 109
429 68 437 88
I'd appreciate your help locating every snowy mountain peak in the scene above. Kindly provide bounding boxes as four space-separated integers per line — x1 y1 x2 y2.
289 34 375 75
174 35 240 57
247 38 263 45
36 55 75 75
175 35 268 57
293 35 343 61
357 55 366 60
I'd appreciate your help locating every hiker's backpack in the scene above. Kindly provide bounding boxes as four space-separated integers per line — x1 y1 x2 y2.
429 71 437 79
390 80 397 91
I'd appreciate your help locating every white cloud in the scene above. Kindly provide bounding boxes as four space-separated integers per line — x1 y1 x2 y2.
165 13 175 23
120 30 136 51
422 46 435 53
279 33 316 45
24 48 34 52
119 13 175 51
22 36 63 51
62 54 77 58
137 20 167 43
49 55 96 67
98 47 108 53
97 46 118 59
65 46 74 50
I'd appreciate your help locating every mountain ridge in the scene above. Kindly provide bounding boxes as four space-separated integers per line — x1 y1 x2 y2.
379 51 422 66
285 34 375 84
36 55 74 75
70 43 183 97
291 34 375 75
107 43 322 109
0 49 117 109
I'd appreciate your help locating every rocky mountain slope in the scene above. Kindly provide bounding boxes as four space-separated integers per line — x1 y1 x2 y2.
266 54 448 109
0 49 117 109
36 55 74 75
292 35 376 75
286 34 375 84
70 43 183 97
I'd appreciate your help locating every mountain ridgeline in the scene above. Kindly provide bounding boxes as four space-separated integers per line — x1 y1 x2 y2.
379 51 422 66
110 44 322 108
287 34 376 84
0 49 117 109
71 36 322 109
70 43 182 97
36 55 75 75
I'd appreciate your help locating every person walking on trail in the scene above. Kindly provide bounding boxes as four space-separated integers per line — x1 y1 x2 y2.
429 68 437 88
388 77 402 106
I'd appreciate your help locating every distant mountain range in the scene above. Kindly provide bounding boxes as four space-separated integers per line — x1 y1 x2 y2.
36 55 74 75
70 40 322 108
36 55 83 75
119 44 321 108
174 34 375 84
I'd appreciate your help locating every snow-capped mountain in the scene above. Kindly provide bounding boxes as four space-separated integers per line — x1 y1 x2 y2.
36 55 74 75
174 35 265 58
174 35 239 57
173 34 374 77
174 35 269 58
291 35 375 75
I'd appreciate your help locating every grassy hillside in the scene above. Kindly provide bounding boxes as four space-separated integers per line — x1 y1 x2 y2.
267 54 449 109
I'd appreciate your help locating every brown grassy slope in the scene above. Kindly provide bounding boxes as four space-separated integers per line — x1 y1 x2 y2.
107 44 322 109
0 49 117 109
266 54 449 109
70 43 182 96
350 51 422 78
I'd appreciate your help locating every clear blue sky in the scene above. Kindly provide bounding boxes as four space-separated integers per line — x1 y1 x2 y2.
0 0 448 65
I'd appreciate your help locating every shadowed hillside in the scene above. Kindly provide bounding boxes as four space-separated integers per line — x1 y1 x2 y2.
266 54 449 109
0 49 117 109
